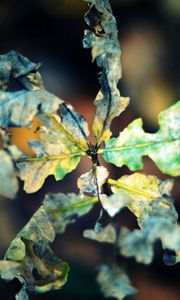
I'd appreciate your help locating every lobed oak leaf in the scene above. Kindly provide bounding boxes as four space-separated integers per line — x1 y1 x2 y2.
17 106 90 193
102 101 180 176
105 173 173 219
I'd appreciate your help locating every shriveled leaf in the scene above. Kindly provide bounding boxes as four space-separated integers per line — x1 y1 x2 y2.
77 166 109 196
106 173 173 218
0 51 64 129
1 206 69 296
0 51 41 91
83 223 116 244
97 265 137 300
84 0 129 144
102 101 180 176
0 149 18 198
0 90 62 127
43 193 98 234
119 197 180 265
17 111 89 193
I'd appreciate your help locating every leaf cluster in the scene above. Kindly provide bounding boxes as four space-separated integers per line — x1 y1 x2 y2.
0 0 180 299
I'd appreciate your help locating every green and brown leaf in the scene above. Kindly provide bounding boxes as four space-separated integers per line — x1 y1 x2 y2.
0 206 70 298
101 101 180 176
0 191 99 297
17 109 89 193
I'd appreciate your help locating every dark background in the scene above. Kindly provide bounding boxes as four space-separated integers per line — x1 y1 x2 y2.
0 0 180 299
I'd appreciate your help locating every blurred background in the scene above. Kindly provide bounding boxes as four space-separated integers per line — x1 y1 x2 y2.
0 0 180 299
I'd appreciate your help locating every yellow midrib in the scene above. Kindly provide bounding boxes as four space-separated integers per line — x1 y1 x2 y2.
108 178 160 199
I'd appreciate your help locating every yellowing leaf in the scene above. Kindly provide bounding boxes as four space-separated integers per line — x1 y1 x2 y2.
83 0 129 144
107 173 173 218
97 265 137 300
102 101 180 176
17 110 89 193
